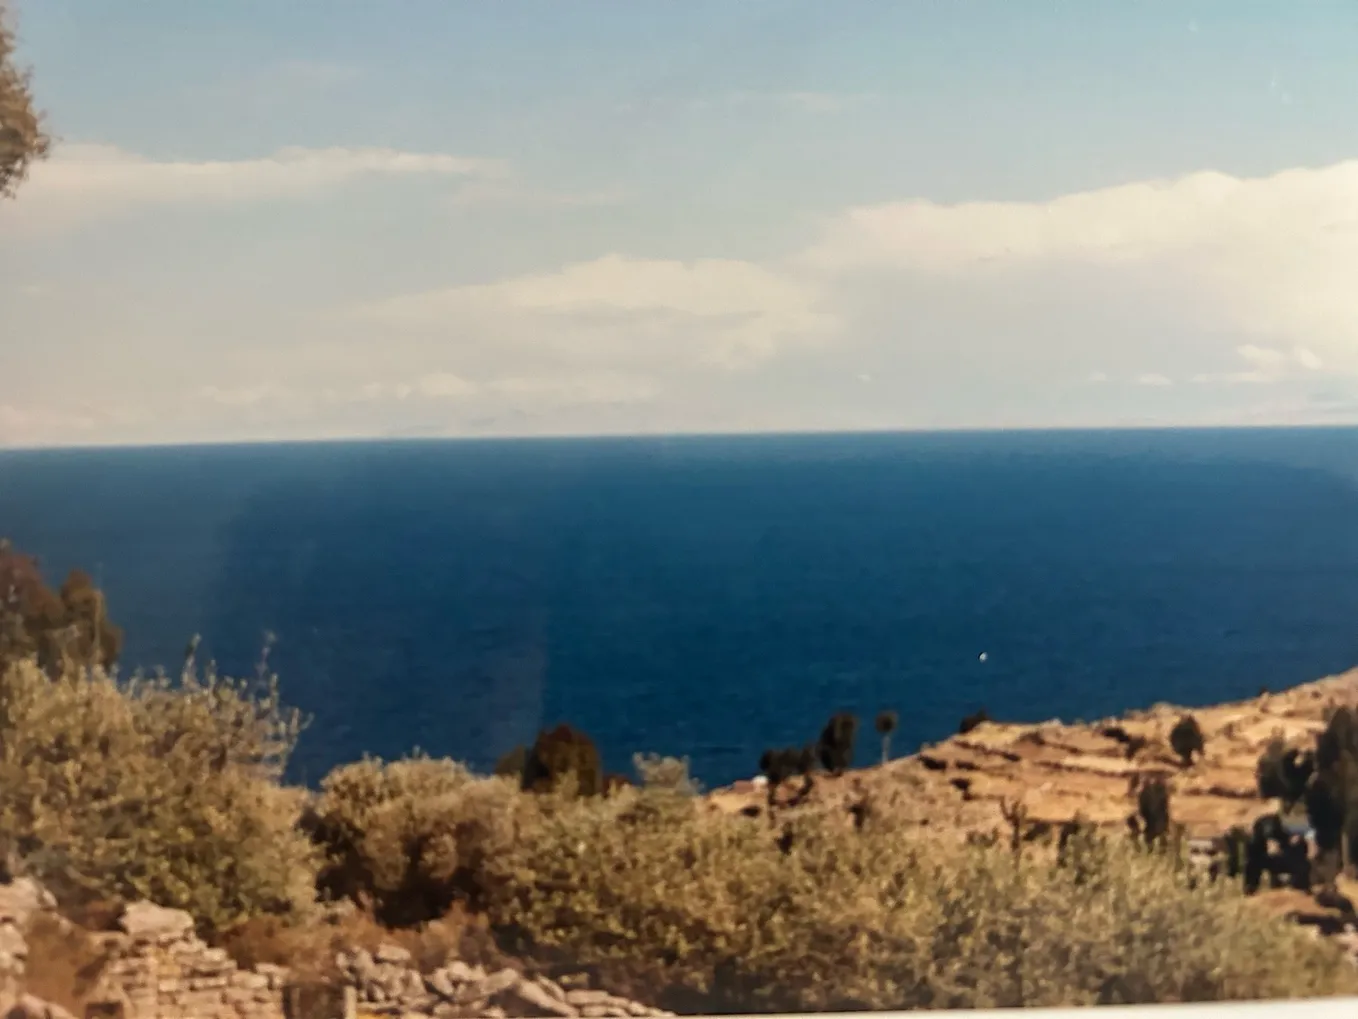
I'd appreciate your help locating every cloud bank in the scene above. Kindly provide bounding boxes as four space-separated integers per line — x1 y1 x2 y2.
8 143 1358 446
1 143 504 231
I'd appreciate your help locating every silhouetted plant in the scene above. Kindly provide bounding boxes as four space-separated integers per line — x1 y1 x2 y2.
758 748 793 788
759 747 807 808
817 712 858 776
521 723 603 798
1256 739 1313 808
874 710 898 765
1307 705 1358 878
494 745 527 781
1136 777 1171 846
957 707 990 735
1306 767 1347 885
1169 714 1205 768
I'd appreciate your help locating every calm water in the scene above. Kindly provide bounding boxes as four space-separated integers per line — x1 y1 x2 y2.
2 428 1358 788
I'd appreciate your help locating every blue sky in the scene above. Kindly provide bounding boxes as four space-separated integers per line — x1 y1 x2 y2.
4 1 1358 445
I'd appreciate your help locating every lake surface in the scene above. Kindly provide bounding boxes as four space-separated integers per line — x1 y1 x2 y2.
3 427 1358 788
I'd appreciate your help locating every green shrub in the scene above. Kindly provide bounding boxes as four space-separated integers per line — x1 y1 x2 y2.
477 789 1358 1012
306 754 520 926
0 657 317 934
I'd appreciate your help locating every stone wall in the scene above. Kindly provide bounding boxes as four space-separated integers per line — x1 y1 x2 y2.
335 945 674 1018
83 903 288 1019
0 894 670 1019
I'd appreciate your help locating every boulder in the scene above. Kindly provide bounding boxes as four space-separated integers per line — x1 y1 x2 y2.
0 880 55 928
118 901 193 944
374 942 413 966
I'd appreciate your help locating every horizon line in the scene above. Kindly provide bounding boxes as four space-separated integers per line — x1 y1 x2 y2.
3 420 1358 456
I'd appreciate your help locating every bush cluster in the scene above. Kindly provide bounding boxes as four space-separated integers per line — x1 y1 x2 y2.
476 785 1358 1012
0 656 317 934
304 755 521 926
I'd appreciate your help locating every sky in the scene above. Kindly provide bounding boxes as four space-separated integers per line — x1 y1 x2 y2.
5 1 1358 447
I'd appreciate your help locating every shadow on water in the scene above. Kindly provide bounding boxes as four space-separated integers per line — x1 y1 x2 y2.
4 429 1358 788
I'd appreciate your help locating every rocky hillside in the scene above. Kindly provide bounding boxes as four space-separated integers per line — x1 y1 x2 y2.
709 668 1358 839
706 668 1358 961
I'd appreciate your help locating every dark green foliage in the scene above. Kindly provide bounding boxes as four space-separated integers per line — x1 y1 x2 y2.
759 747 814 808
1136 777 1171 845
522 724 603 797
1306 706 1358 879
0 540 123 675
1316 706 1358 774
1242 814 1312 895
1306 767 1346 882
874 710 898 765
1256 740 1313 807
958 707 990 735
758 749 793 787
494 745 527 781
1168 714 1205 767
817 712 858 775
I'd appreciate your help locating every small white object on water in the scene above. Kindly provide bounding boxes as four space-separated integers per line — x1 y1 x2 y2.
979 652 988 662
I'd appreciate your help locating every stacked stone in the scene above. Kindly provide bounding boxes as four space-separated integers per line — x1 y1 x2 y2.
86 903 287 1019
334 947 673 1019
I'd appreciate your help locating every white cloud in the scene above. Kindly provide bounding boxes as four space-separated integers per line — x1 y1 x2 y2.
2 143 504 231
800 160 1358 380
354 254 836 368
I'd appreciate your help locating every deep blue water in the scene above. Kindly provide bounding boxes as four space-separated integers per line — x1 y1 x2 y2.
3 428 1358 789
